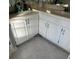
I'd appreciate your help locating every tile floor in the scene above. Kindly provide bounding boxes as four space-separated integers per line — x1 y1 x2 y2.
10 35 69 59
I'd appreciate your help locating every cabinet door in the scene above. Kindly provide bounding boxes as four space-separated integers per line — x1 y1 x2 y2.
39 19 47 38
59 27 70 52
10 19 28 45
25 18 32 39
47 22 60 44
29 14 39 38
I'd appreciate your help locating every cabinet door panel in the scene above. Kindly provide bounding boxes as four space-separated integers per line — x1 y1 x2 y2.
47 22 60 44
15 28 26 38
39 19 47 38
10 19 28 45
10 19 27 37
26 14 39 39
59 27 70 52
30 15 38 34
10 27 28 45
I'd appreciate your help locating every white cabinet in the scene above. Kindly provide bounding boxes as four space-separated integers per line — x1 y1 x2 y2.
28 14 39 39
10 11 70 52
39 18 70 52
10 17 28 45
46 22 60 44
39 18 59 45
39 12 60 44
39 19 70 52
58 27 70 52
25 14 39 39
39 19 47 38
10 13 39 45
39 11 70 52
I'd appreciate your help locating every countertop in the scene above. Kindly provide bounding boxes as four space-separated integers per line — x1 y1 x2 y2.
9 3 70 19
9 11 38 19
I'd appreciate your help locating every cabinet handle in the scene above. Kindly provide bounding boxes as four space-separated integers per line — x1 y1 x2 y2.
25 20 27 25
15 41 17 45
45 23 49 28
61 28 65 35
47 23 49 28
58 40 59 43
61 28 64 35
28 18 29 24
62 30 65 35
61 28 63 32
25 19 29 25
45 23 47 27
